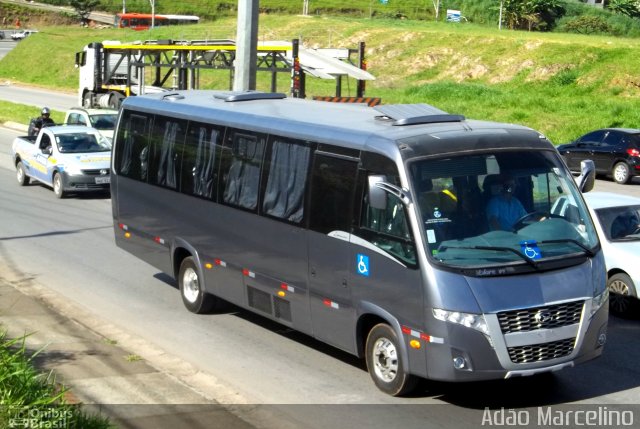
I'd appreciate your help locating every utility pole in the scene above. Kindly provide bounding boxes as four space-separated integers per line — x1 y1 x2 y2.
233 0 259 91
149 0 155 28
122 0 126 14
303 0 309 15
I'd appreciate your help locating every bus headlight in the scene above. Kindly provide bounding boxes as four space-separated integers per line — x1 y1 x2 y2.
433 308 489 336
591 288 609 316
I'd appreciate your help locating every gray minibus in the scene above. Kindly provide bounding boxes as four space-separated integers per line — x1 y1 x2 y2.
111 90 608 396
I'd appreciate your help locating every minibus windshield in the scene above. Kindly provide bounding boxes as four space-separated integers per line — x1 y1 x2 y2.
408 150 598 269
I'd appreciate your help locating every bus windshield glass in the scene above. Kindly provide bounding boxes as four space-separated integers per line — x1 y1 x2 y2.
408 150 598 269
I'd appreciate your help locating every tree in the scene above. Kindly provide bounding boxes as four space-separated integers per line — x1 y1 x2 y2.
607 0 640 18
70 0 101 26
499 0 566 31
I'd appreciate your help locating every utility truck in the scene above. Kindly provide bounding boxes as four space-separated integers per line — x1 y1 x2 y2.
12 126 111 198
75 39 376 109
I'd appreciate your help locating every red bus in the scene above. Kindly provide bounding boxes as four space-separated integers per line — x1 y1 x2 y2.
115 13 200 30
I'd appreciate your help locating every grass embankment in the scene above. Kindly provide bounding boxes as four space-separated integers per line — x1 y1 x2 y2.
0 15 639 143
0 331 111 428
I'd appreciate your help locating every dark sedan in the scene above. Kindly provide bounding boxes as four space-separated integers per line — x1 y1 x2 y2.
557 128 640 184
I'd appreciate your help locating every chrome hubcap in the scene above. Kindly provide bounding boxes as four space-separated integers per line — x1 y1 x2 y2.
614 165 628 182
609 279 630 313
372 337 399 382
182 267 200 303
54 176 61 193
16 166 23 182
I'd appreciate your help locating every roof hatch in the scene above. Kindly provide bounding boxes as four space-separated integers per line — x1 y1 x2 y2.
214 91 287 102
373 104 465 126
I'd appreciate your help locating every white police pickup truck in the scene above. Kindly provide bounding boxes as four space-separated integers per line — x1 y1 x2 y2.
12 125 111 198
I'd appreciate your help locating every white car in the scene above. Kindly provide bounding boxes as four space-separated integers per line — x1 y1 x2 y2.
11 30 38 40
583 192 640 315
64 107 118 142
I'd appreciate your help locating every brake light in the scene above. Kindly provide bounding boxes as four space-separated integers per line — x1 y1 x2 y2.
627 148 640 157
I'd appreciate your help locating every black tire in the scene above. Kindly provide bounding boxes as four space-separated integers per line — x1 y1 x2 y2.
52 172 66 199
82 91 93 108
108 91 125 109
178 256 217 314
612 162 631 184
608 273 635 316
365 323 418 396
16 162 30 186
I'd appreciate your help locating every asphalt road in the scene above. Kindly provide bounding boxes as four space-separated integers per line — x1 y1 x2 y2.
1 122 640 428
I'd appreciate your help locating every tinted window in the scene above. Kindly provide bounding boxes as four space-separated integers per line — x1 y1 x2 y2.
578 130 605 145
115 110 152 181
181 122 222 199
147 117 186 190
262 136 311 224
308 153 358 234
602 131 622 147
221 129 266 211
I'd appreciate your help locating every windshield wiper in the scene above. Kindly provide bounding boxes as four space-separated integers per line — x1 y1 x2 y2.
438 245 539 269
537 239 595 256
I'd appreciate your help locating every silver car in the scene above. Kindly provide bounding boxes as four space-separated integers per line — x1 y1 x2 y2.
583 192 640 315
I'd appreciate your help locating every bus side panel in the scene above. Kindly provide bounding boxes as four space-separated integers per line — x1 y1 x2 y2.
349 250 427 378
225 210 311 335
113 177 173 275
308 231 355 353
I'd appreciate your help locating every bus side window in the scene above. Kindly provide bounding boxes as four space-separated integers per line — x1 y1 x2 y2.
220 129 266 211
262 136 311 224
148 117 186 190
308 153 358 234
115 111 151 182
181 122 222 199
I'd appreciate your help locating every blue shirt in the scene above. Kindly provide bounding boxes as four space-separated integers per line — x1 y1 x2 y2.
486 195 526 231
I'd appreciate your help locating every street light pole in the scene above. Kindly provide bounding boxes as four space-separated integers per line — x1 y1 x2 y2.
122 0 126 14
233 0 259 91
149 0 155 28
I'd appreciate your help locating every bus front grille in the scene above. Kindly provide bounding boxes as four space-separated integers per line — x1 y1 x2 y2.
507 338 575 364
497 301 584 334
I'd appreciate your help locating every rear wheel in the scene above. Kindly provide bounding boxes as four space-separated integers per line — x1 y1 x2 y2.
82 91 93 108
52 172 65 199
16 162 30 186
608 273 635 316
365 323 418 396
108 91 125 109
179 257 217 314
612 162 631 184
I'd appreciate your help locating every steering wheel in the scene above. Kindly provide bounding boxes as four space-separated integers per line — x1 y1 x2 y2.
512 211 548 231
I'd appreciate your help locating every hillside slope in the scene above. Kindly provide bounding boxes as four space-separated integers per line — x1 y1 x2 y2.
0 15 638 143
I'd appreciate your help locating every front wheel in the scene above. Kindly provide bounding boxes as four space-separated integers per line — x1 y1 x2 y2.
365 323 418 396
608 273 635 316
612 162 631 184
179 257 218 314
16 162 30 186
52 172 65 199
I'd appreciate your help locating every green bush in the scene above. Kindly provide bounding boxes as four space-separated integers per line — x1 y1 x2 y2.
560 15 613 34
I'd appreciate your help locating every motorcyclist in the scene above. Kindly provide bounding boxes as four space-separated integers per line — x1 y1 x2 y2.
29 107 56 137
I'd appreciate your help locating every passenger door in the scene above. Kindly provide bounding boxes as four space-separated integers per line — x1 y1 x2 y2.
32 133 53 184
564 130 604 171
307 150 359 352
593 131 622 173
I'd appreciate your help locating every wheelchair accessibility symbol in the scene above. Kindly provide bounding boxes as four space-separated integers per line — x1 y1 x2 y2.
520 241 542 260
356 254 370 277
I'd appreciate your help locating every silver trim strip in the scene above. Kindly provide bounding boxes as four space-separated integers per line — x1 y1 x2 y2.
505 361 574 378
503 323 579 347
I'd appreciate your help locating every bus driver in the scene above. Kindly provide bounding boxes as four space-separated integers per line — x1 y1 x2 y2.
486 175 526 231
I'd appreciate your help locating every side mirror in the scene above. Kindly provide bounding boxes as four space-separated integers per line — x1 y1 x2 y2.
42 146 52 156
368 175 388 210
576 159 595 193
